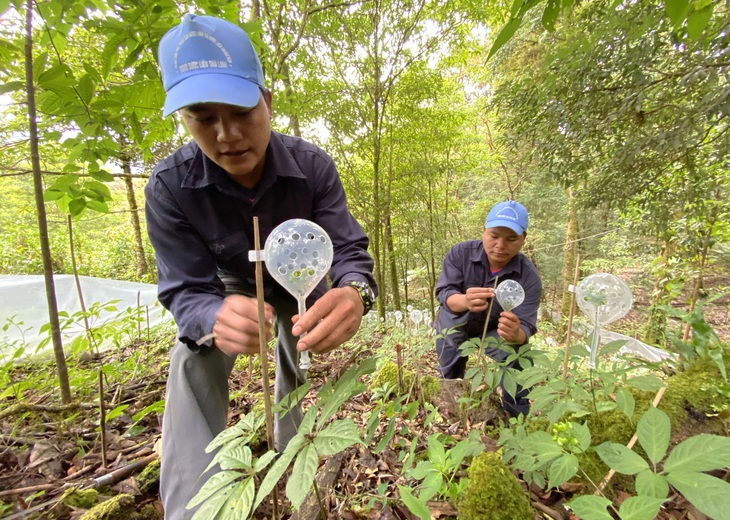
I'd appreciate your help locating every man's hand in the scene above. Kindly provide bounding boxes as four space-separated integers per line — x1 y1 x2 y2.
497 311 526 344
447 287 495 313
291 287 364 354
213 295 275 356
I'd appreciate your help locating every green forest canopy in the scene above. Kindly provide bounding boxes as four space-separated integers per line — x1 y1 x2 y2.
0 0 727 345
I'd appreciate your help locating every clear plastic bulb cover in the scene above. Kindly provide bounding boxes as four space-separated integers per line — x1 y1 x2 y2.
494 279 525 311
264 219 333 301
264 219 333 370
575 273 633 325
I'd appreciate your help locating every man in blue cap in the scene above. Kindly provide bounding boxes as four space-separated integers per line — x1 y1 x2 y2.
145 14 376 519
434 200 542 416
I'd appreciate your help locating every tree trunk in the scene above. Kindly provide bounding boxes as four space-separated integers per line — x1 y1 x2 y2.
558 188 578 335
25 0 71 403
120 152 149 279
642 239 673 346
386 215 400 310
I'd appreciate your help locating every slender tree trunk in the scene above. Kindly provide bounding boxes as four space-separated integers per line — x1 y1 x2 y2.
558 188 578 335
642 239 673 346
120 151 149 279
386 215 400 310
371 5 385 320
682 221 714 340
25 0 71 403
427 178 438 317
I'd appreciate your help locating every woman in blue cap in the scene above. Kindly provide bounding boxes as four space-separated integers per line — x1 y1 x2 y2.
434 200 542 416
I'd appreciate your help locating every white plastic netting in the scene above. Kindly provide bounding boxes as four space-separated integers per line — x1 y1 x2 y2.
0 275 171 360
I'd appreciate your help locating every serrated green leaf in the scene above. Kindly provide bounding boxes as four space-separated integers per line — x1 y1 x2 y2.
636 406 670 466
220 478 255 520
595 443 649 475
253 433 305 511
487 16 523 61
663 434 730 473
548 454 579 489
375 417 396 453
104 404 129 422
190 480 236 520
287 443 319 510
215 444 252 471
408 460 436 480
573 421 592 451
86 200 109 214
77 74 94 105
615 386 635 420
397 485 432 520
447 439 470 467
253 450 278 472
427 434 447 468
541 0 560 31
626 376 664 392
567 495 613 520
89 169 114 182
186 471 240 510
524 431 563 461
419 470 443 502
0 80 23 94
665 472 730 520
617 495 665 520
686 4 713 40
317 359 373 426
205 415 256 453
43 189 65 202
313 419 361 456
68 198 86 217
665 0 690 26
635 469 668 499
601 339 627 357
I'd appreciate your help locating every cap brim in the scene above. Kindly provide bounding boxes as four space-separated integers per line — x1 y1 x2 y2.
485 219 525 235
163 73 261 117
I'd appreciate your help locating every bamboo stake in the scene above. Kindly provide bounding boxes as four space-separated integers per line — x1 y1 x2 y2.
480 276 500 345
98 370 107 469
562 254 581 381
252 217 279 520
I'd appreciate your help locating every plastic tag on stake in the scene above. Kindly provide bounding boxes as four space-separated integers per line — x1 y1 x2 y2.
264 219 333 369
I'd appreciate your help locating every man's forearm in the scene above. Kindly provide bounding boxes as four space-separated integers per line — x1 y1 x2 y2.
446 293 469 313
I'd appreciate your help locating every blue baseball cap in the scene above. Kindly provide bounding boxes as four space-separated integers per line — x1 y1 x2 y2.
485 200 529 235
158 14 265 117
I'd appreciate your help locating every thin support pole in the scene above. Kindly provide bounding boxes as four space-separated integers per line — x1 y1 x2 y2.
562 255 581 381
252 217 279 520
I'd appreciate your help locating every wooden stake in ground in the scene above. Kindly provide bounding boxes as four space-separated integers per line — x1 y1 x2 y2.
98 370 107 469
252 216 279 520
562 254 581 381
480 276 500 345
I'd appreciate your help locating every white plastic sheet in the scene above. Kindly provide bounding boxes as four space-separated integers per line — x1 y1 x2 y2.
572 319 676 363
0 275 170 359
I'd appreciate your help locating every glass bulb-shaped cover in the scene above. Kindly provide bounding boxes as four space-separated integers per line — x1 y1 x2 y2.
264 219 333 301
495 279 525 311
576 273 633 325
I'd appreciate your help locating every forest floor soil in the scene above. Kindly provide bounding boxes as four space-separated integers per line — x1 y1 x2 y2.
1 278 728 519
